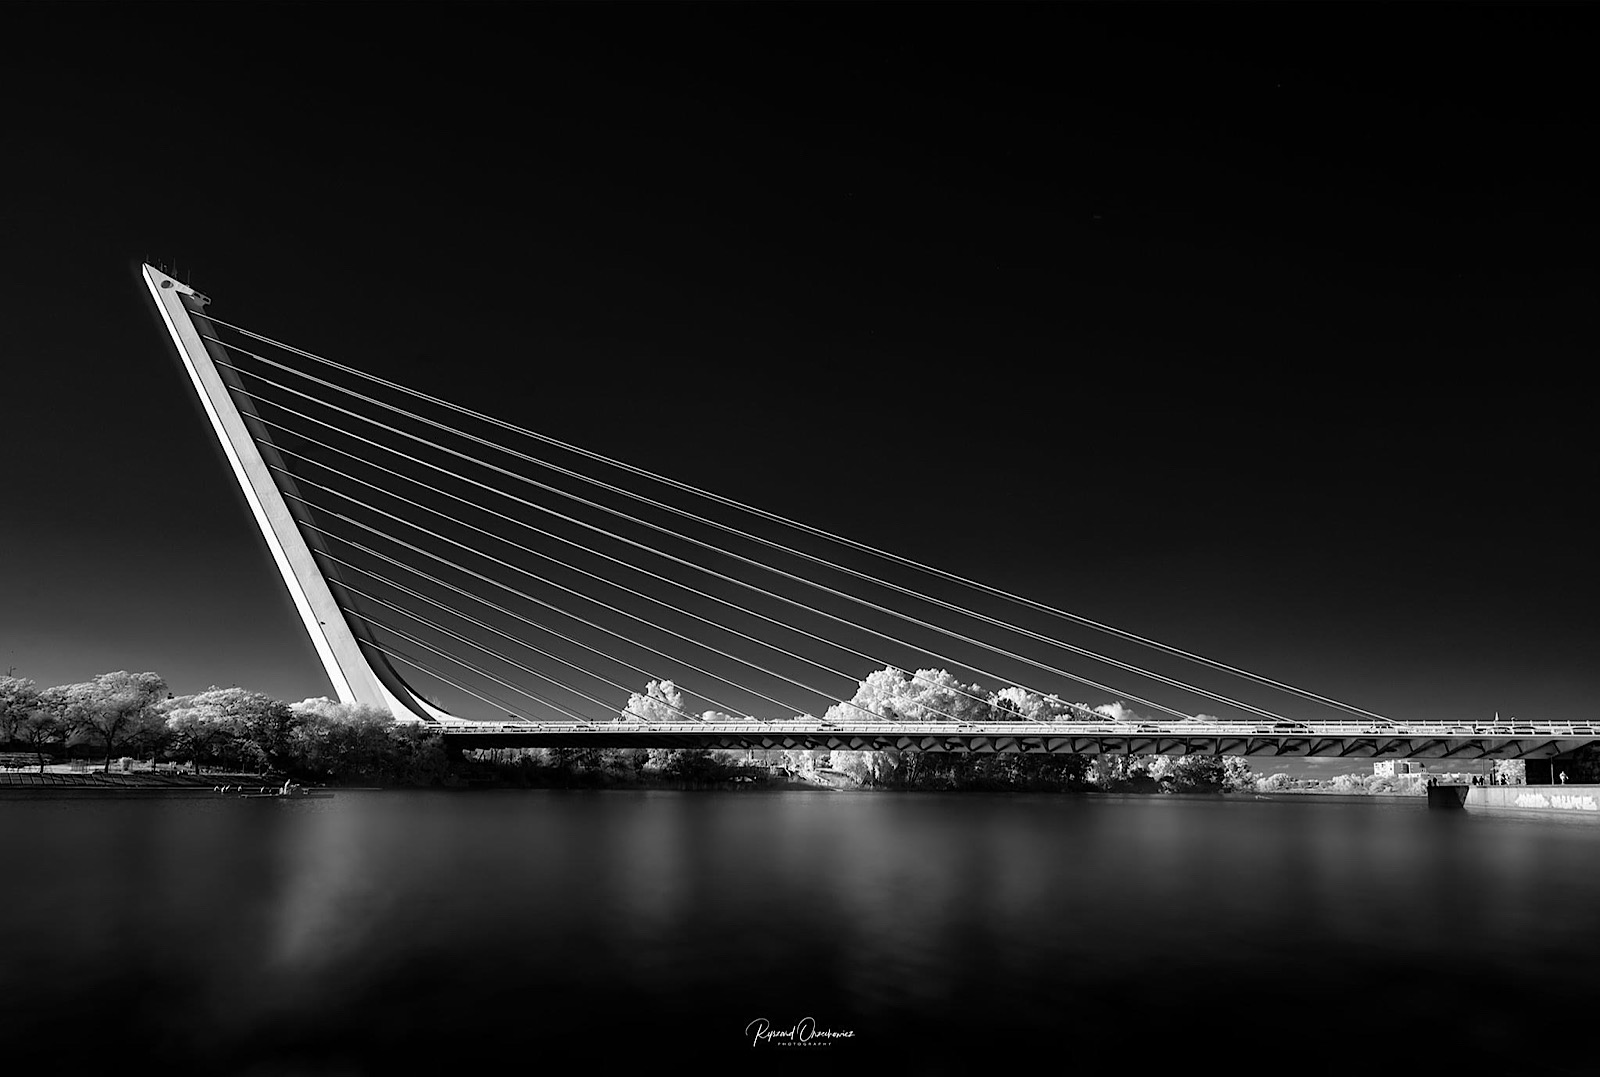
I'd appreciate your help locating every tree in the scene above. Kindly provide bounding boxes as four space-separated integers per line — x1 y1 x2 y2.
161 686 298 774
16 713 67 772
289 698 394 781
1166 755 1234 792
1331 772 1370 793
1220 757 1255 792
0 676 40 746
907 669 990 723
827 667 912 723
1012 752 1091 790
228 692 299 773
546 745 604 774
62 671 168 772
16 685 71 773
992 687 1081 722
1084 754 1156 790
622 680 688 723
1145 755 1179 786
830 750 879 784
781 748 831 774
993 694 1023 722
164 689 248 773
823 667 993 725
384 722 452 787
663 748 726 783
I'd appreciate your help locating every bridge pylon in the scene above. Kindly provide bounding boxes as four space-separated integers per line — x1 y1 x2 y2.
142 264 453 724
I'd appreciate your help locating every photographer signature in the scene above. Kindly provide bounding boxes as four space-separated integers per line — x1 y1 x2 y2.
746 1016 856 1047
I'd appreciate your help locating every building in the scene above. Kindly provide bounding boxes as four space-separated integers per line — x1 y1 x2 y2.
1373 760 1427 777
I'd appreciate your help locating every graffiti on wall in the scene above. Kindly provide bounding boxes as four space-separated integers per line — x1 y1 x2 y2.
1514 793 1599 811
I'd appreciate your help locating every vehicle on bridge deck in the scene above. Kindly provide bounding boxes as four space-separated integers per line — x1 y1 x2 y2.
1266 721 1312 734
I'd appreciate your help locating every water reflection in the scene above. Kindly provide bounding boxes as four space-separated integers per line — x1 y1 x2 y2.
2 791 1598 1073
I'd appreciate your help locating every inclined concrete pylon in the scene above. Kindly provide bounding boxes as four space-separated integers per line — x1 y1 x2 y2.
143 263 453 724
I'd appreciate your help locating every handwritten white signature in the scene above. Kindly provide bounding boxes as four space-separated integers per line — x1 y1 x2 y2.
746 1016 856 1046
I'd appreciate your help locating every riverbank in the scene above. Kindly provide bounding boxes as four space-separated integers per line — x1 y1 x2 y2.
0 771 327 798
0 771 243 786
1465 782 1600 816
0 769 1405 797
0 766 838 796
1242 788 1422 799
8 769 1588 809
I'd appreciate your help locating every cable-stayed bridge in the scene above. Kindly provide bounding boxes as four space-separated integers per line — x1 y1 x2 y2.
142 264 1594 765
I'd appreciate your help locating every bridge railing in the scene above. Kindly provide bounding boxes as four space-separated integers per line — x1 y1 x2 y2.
434 718 1597 737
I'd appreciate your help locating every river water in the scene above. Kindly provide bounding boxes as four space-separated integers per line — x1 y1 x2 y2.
2 789 1596 1073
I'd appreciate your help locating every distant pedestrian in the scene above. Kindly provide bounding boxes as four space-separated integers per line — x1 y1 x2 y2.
1560 771 1568 785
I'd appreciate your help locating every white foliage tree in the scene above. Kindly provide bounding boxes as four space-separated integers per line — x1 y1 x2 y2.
1221 757 1255 791
65 671 169 772
622 679 687 723
907 668 988 722
824 667 991 724
824 667 911 723
992 686 1037 721
1331 772 1370 793
0 676 40 744
164 689 247 772
290 697 393 725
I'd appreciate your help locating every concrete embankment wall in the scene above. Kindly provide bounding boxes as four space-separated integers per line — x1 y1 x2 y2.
1466 783 1600 815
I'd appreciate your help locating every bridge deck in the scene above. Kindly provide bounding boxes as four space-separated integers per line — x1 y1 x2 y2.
433 719 1598 758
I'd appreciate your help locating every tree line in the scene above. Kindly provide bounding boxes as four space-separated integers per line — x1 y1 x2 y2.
24 665 1508 794
456 742 1261 793
0 672 450 785
608 669 1261 792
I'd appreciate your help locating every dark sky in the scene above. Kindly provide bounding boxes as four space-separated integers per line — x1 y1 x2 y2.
3 3 1596 728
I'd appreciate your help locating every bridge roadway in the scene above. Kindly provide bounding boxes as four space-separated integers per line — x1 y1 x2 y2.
432 717 1600 760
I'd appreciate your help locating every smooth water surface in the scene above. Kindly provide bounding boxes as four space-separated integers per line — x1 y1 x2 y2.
3 790 1597 1073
